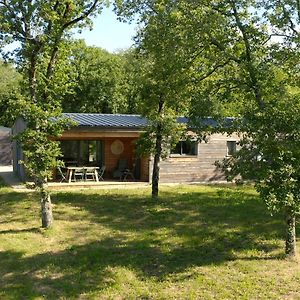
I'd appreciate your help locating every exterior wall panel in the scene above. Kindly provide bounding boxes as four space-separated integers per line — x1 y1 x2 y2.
103 137 137 178
0 127 12 166
157 133 240 183
12 119 27 180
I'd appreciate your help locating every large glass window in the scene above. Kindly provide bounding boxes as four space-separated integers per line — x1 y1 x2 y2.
60 140 104 166
171 140 198 156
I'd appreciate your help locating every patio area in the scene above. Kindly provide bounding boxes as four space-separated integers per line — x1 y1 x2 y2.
47 180 150 190
0 165 150 192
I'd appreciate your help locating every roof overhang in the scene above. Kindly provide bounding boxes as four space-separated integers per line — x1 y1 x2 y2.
60 126 143 139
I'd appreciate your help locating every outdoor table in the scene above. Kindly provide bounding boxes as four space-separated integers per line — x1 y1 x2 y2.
67 166 99 183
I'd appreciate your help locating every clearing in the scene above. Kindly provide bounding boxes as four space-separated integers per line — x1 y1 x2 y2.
0 180 299 299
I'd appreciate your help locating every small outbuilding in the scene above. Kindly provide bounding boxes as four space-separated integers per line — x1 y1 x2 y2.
0 126 12 166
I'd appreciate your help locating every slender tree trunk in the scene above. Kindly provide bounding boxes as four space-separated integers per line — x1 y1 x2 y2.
29 52 38 103
151 99 164 199
285 210 296 257
152 130 162 199
40 183 53 228
297 0 300 23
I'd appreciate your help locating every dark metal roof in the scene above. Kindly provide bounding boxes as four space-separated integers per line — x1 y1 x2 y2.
182 117 235 128
63 113 148 128
62 113 234 129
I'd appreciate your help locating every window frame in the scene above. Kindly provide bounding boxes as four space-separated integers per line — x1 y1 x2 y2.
170 140 198 157
226 140 237 156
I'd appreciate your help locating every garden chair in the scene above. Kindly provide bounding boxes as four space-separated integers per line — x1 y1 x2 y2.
97 165 106 181
74 167 85 181
57 166 67 183
122 168 135 181
113 159 128 180
84 167 96 181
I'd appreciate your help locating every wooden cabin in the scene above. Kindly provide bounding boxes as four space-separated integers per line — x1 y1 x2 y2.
12 113 238 183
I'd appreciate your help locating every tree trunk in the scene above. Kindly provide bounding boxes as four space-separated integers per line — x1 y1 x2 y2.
152 125 163 199
152 152 161 199
285 210 296 257
40 184 53 228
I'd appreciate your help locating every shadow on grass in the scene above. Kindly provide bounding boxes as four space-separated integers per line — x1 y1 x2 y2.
0 185 291 298
54 186 285 241
0 234 283 299
0 227 41 234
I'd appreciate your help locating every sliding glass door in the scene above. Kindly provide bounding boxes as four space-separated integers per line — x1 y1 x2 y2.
60 140 104 167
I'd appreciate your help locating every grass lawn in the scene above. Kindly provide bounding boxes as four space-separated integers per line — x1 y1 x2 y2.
0 179 299 299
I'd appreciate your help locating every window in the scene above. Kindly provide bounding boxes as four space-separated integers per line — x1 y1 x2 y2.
60 140 104 166
171 140 198 156
227 141 236 156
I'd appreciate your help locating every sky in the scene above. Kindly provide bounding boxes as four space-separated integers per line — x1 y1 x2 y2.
2 6 138 55
74 6 138 53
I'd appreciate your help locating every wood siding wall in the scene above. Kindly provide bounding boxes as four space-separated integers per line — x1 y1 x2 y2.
104 137 137 178
0 128 12 166
12 119 27 180
140 157 150 182
59 131 238 183
150 133 239 183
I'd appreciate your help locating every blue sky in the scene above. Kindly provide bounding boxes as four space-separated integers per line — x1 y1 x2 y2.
74 6 138 53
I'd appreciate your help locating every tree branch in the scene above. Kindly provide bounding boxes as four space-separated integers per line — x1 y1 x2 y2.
62 0 100 30
195 60 231 83
261 33 293 46
279 0 299 35
297 0 300 23
229 0 265 109
0 1 26 38
209 35 241 64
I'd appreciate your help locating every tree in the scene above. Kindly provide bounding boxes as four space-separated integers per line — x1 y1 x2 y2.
116 0 231 198
0 0 105 228
116 0 193 198
123 0 300 256
58 39 133 114
206 0 300 257
0 61 21 127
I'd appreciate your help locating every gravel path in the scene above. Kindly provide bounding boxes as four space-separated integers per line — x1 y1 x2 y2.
0 165 29 192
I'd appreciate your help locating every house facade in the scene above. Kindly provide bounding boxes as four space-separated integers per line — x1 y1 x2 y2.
154 133 238 183
12 113 238 183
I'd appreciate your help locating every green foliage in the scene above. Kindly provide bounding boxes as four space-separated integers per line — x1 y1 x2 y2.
0 61 21 127
221 96 300 215
16 106 73 182
0 0 106 185
116 0 253 197
118 0 199 149
58 39 133 114
116 0 197 197
136 115 185 158
210 1 300 255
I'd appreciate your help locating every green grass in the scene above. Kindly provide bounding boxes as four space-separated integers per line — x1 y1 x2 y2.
0 181 299 299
